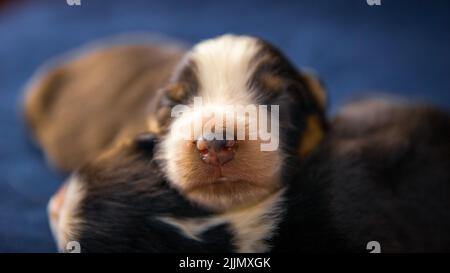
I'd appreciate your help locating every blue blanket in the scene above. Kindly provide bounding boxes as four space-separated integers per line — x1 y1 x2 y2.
1 0 449 252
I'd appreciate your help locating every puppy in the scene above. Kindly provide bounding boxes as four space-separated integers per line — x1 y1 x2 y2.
25 35 450 252
24 35 326 251
45 99 450 252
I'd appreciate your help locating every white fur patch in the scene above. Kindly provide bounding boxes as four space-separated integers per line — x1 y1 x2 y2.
189 34 262 105
158 189 285 252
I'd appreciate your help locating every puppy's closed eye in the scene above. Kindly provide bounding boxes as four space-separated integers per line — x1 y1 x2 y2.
134 133 158 156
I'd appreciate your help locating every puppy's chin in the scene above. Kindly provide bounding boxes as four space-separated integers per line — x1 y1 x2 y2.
160 136 282 212
185 176 280 212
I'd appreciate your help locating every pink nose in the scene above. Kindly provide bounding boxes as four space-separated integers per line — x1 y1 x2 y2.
196 135 236 166
48 182 68 224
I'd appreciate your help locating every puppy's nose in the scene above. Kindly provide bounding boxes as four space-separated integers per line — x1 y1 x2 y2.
196 134 236 166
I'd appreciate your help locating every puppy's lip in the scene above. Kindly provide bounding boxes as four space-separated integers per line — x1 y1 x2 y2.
186 176 261 193
213 176 241 183
199 176 243 187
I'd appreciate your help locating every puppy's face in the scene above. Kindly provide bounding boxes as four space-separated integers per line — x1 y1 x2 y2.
152 35 326 211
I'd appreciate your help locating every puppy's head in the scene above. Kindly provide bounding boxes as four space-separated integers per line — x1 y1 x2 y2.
151 35 327 211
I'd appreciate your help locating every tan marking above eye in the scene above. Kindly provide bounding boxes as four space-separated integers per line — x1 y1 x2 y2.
156 107 171 123
147 115 162 134
167 83 187 102
260 74 285 92
299 115 325 159
300 71 327 110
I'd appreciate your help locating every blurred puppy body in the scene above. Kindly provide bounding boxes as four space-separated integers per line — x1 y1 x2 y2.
272 99 450 252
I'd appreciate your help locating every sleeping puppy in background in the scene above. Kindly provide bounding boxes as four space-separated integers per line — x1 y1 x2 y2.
24 34 327 252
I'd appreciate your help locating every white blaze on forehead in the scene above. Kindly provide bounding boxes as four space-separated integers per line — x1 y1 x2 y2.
167 34 268 143
189 34 262 105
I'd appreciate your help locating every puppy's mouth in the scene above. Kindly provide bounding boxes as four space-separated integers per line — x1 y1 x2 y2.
214 176 239 183
208 176 252 188
185 174 266 195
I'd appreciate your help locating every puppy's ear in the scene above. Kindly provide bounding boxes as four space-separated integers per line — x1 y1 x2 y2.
295 69 328 159
299 69 327 111
23 66 68 134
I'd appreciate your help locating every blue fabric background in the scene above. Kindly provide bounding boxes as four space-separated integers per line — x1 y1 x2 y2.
0 0 449 252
